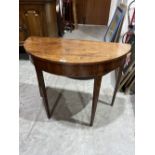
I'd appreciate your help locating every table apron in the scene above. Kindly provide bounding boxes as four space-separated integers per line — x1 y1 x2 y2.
30 55 125 78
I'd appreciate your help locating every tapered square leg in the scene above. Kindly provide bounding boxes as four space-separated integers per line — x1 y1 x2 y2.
35 67 51 118
111 65 124 106
90 76 102 126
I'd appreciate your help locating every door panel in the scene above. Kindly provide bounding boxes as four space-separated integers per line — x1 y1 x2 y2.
77 0 111 25
25 10 43 36
76 0 86 24
20 5 47 36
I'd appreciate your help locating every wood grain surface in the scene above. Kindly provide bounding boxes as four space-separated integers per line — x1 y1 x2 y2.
24 36 131 64
24 36 131 126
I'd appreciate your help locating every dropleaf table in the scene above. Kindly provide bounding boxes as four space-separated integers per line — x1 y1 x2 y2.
24 37 131 126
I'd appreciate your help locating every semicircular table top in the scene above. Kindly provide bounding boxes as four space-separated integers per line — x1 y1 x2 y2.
24 36 131 64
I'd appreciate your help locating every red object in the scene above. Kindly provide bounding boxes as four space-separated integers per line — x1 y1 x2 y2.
125 8 135 43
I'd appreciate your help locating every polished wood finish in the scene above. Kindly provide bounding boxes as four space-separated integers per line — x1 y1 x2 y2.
24 37 131 64
31 55 124 78
20 5 46 36
76 0 111 25
24 37 131 126
19 0 58 45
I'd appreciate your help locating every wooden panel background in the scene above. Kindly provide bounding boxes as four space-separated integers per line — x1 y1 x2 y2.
76 0 111 25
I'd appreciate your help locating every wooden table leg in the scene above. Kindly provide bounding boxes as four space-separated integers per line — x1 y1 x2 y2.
90 76 102 126
35 67 51 118
111 65 124 106
73 0 78 29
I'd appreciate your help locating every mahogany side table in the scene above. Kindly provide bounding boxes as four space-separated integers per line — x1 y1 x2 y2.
24 37 131 126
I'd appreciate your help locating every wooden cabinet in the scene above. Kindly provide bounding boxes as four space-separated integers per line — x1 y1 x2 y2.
76 0 111 25
19 0 58 45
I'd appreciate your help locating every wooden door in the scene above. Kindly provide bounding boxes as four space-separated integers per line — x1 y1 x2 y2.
77 0 111 25
76 0 86 24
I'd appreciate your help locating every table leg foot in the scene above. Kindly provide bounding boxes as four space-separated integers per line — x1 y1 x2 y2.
90 76 102 126
35 68 51 118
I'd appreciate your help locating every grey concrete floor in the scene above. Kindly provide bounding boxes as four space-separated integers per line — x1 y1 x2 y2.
19 25 135 155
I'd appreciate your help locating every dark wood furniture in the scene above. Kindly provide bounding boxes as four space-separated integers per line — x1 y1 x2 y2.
76 0 111 25
19 0 58 46
24 37 131 126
